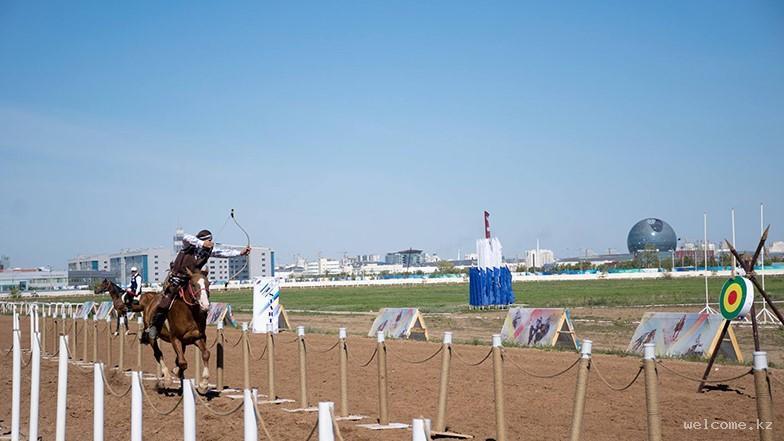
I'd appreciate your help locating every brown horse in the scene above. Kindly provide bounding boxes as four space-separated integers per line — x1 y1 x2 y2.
138 269 211 389
94 279 143 334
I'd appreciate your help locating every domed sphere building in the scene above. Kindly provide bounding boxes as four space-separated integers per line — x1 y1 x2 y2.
627 218 677 254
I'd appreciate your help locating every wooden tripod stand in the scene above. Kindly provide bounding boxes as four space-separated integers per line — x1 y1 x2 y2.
697 226 784 392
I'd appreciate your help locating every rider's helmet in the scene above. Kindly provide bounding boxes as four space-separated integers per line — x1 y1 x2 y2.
130 267 138 273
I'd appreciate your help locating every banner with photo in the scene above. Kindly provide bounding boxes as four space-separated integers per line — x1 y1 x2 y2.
627 312 742 361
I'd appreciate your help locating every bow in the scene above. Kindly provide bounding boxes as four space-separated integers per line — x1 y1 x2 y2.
228 208 251 281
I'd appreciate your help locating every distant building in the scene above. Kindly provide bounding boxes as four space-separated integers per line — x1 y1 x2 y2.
0 255 9 271
385 249 424 266
627 218 677 254
526 249 555 268
205 245 274 282
69 248 173 286
302 258 347 276
769 241 784 254
0 268 69 293
675 241 716 261
355 254 381 263
71 242 273 286
174 228 274 282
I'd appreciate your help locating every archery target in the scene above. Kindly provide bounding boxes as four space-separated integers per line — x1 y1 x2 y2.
719 276 754 320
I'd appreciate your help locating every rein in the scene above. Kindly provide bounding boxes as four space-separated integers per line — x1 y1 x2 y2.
178 284 199 307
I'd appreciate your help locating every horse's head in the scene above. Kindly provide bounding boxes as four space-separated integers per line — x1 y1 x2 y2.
185 268 211 312
94 279 112 294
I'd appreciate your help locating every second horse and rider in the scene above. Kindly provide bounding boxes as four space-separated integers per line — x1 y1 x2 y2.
96 229 250 386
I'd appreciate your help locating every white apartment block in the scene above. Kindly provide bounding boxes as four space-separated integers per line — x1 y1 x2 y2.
525 249 555 268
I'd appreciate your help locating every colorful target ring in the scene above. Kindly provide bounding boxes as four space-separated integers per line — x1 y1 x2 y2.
719 276 754 320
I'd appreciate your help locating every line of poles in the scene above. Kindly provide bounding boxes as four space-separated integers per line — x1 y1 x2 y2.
2 303 779 441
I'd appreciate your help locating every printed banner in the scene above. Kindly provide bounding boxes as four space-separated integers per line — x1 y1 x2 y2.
367 308 427 340
252 277 282 333
500 308 570 347
94 301 114 320
74 301 95 320
627 312 740 360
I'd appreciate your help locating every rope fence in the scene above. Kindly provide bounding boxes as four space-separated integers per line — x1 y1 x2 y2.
194 391 244 417
591 360 643 392
1 304 781 441
388 344 443 364
656 361 753 384
503 351 581 379
99 365 133 398
305 339 340 354
140 379 184 416
452 346 493 366
248 338 268 361
350 345 377 368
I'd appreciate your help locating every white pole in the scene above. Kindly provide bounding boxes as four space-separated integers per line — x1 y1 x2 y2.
761 203 765 289
704 212 708 291
243 388 258 441
318 402 335 441
731 208 737 275
29 306 35 349
131 371 142 441
55 336 69 441
11 315 21 441
29 331 41 441
183 379 196 441
701 213 715 314
412 418 428 441
94 363 104 441
12 306 19 334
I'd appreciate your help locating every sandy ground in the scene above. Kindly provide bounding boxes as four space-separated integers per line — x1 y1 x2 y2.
1 313 783 440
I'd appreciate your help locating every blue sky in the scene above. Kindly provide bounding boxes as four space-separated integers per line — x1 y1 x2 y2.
1 1 783 268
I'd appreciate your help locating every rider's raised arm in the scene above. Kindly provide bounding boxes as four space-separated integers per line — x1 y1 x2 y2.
211 247 242 258
182 233 205 249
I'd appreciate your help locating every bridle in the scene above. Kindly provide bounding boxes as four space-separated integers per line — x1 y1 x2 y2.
178 276 209 308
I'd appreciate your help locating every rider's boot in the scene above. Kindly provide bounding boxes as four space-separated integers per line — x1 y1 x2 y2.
145 310 167 342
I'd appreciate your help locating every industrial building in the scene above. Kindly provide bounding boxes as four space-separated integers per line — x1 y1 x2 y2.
68 229 274 287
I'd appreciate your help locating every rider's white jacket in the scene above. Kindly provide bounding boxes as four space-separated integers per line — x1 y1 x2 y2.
182 234 244 258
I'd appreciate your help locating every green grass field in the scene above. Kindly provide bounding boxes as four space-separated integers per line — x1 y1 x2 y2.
28 275 784 313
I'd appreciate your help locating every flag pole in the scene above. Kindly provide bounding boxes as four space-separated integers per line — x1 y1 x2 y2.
700 212 716 314
756 203 778 324
731 208 736 276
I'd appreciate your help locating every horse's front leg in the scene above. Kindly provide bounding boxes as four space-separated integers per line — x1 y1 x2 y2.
171 337 187 393
195 337 210 390
151 339 171 385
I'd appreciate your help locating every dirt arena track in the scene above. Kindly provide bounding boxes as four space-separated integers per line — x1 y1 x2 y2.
1 315 782 440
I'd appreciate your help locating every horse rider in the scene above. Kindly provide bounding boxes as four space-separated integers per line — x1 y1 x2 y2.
124 266 142 309
144 229 250 341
